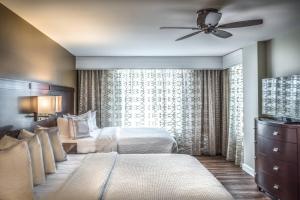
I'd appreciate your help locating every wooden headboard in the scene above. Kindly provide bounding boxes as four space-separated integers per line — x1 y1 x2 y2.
0 78 74 138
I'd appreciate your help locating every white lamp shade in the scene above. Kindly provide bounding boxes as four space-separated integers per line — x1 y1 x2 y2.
32 96 62 114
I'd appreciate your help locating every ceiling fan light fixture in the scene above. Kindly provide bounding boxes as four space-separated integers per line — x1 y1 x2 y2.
205 12 222 26
160 8 263 41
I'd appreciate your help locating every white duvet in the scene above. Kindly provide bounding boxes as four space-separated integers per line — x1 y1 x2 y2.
76 127 178 154
41 153 233 200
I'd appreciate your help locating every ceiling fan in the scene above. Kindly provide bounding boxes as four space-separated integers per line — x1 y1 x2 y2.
160 8 263 41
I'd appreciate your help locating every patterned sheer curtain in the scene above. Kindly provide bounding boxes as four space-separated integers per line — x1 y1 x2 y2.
226 64 244 165
78 69 228 155
100 69 195 154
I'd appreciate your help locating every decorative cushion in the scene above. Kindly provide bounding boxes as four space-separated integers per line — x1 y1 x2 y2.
34 129 56 174
18 130 46 185
0 136 34 200
67 116 90 139
57 117 70 138
63 111 91 139
36 126 67 162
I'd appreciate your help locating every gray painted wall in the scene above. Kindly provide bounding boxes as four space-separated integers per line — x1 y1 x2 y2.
242 43 259 170
0 3 76 88
266 29 300 77
242 29 300 171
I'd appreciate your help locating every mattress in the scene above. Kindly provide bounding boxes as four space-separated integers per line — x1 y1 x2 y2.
74 127 177 154
75 129 101 153
117 128 178 153
33 154 87 200
41 153 234 200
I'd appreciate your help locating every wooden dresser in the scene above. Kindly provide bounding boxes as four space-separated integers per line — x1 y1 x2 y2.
255 118 300 200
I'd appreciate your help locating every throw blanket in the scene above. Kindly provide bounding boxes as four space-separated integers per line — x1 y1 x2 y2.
45 153 233 200
93 127 177 154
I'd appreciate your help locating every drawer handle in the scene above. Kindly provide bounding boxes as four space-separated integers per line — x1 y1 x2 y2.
273 147 279 152
273 184 280 190
273 165 279 171
272 131 279 136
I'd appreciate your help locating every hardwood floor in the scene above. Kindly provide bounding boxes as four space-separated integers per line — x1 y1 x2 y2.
196 156 271 200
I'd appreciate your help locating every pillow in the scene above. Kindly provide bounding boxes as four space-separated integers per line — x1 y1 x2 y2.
0 135 18 149
90 111 99 130
36 126 67 162
34 129 56 174
69 118 90 139
67 116 90 139
67 110 96 130
57 117 70 138
18 130 46 185
0 136 34 200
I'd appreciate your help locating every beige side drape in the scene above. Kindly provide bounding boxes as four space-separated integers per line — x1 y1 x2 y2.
221 69 229 157
193 70 227 156
78 70 105 125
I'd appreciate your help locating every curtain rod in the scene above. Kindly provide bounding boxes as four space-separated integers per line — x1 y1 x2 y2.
75 68 225 70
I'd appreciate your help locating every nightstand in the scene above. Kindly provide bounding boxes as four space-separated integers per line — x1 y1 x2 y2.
61 139 77 154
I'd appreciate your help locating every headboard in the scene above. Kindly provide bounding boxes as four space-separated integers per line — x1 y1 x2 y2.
0 78 74 138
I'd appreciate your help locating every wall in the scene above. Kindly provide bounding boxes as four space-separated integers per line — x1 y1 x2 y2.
266 29 300 77
76 56 223 69
0 3 76 88
222 49 242 68
241 42 267 175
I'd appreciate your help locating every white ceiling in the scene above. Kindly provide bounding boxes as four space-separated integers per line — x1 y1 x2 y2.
1 0 300 56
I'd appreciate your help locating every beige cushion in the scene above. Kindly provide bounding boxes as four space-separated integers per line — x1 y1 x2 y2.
36 126 67 162
57 117 70 138
35 129 56 174
0 135 19 149
0 136 34 200
18 130 46 185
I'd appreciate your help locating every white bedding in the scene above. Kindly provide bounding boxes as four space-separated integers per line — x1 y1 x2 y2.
75 127 177 154
34 154 86 200
36 153 233 200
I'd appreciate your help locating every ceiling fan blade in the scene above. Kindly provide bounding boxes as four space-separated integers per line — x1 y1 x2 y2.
160 27 200 30
212 30 232 38
175 31 202 41
218 19 263 29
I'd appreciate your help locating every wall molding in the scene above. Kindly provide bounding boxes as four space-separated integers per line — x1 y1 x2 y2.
223 49 243 69
76 56 223 69
242 163 255 177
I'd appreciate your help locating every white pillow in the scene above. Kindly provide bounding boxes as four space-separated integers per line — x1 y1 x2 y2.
0 136 34 200
18 130 46 186
90 111 99 130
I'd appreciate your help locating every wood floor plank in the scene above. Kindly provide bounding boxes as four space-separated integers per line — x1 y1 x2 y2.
196 156 271 200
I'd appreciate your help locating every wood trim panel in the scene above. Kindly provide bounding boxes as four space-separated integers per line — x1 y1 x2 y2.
0 78 29 90
0 77 74 136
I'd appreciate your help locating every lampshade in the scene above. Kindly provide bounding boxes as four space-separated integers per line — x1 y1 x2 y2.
31 96 62 114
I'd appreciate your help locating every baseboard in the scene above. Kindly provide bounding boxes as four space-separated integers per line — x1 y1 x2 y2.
242 163 255 177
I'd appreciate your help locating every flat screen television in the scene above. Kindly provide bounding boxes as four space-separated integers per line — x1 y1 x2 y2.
262 75 300 121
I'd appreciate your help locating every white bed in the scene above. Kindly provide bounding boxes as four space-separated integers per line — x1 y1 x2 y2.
35 153 234 200
63 127 178 154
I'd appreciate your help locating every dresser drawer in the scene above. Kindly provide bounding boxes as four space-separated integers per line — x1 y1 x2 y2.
256 154 298 181
256 171 298 200
257 136 298 163
256 123 297 143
